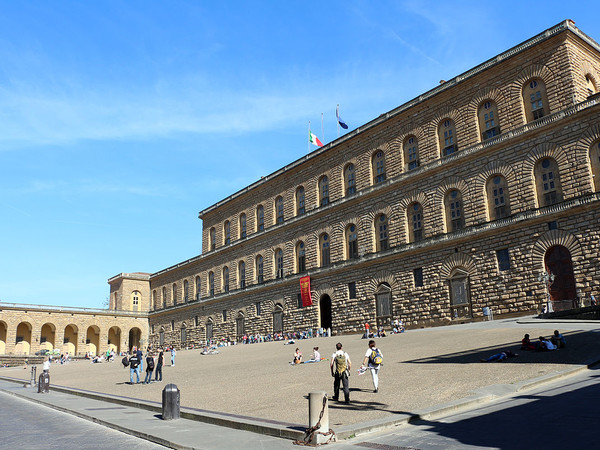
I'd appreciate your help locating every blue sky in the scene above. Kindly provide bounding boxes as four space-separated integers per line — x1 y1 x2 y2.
1 1 598 308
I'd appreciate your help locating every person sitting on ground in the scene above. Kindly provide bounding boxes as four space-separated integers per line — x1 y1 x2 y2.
312 347 321 361
521 334 536 350
537 336 557 351
293 348 303 364
480 350 518 362
551 330 566 348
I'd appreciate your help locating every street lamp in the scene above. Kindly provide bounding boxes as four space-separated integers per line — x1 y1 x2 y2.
537 270 555 313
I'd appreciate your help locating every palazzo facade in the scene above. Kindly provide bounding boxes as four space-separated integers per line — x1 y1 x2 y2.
3 21 600 355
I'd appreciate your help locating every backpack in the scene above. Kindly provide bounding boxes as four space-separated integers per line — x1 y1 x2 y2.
369 348 383 365
147 358 155 370
335 352 347 375
122 356 129 367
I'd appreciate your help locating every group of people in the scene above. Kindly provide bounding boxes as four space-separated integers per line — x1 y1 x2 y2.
124 346 177 384
292 347 321 364
521 330 566 351
329 340 383 403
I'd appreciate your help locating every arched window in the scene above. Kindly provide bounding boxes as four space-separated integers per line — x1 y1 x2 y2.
372 151 386 184
238 261 246 289
344 163 356 196
162 287 167 308
195 276 201 300
346 224 358 260
296 241 306 273
376 214 389 251
275 249 284 279
239 213 247 239
257 205 264 232
223 266 230 293
152 290 157 310
478 100 500 140
586 75 598 97
535 158 562 207
445 189 464 232
224 220 231 245
183 280 189 302
172 283 177 305
319 176 329 206
131 291 140 310
275 196 284 224
296 187 305 216
486 175 510 220
256 255 264 283
589 140 600 192
408 202 423 242
404 136 419 171
319 233 330 267
209 227 216 251
209 271 215 297
439 119 458 156
523 78 549 122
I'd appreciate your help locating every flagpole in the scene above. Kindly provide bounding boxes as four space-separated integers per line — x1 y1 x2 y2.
308 121 311 153
321 113 324 144
337 104 340 138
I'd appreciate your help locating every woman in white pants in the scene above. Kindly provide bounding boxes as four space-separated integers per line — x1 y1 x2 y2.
361 340 382 393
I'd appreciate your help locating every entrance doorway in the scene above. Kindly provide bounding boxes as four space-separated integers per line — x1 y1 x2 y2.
319 295 332 330
449 268 472 319
545 245 577 311
128 327 141 352
375 283 393 328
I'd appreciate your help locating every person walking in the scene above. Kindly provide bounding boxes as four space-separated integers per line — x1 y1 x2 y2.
361 340 383 393
128 350 141 384
137 346 144 372
155 349 164 382
144 352 155 384
330 342 351 403
171 346 176 367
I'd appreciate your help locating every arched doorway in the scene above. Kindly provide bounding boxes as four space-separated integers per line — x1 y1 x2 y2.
108 326 121 354
375 283 393 327
319 295 332 330
128 327 142 352
40 323 56 351
159 327 165 347
205 319 214 342
15 322 32 355
236 312 245 339
448 268 472 319
0 321 7 354
86 326 100 356
180 324 187 345
63 324 78 355
545 245 577 311
273 304 284 334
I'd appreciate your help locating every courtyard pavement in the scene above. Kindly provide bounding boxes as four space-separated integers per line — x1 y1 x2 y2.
1 316 599 446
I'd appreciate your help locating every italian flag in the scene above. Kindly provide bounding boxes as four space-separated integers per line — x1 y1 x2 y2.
309 130 324 147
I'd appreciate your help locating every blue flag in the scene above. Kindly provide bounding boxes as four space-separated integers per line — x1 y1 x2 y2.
336 105 348 129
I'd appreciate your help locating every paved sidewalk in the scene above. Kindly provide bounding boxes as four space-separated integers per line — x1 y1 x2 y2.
1 317 599 448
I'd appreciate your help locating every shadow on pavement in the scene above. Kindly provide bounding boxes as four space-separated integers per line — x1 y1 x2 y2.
402 330 600 365
403 365 600 449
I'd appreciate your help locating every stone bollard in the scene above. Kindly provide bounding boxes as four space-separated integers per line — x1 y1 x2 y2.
308 391 329 445
162 384 180 420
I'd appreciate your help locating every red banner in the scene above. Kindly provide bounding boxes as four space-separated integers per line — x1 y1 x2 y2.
300 276 312 307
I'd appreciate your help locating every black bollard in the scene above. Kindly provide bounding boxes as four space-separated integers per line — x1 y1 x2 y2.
162 384 180 420
37 371 49 393
30 366 37 387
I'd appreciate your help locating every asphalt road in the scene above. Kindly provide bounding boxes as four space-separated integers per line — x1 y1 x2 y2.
338 364 600 449
0 391 164 449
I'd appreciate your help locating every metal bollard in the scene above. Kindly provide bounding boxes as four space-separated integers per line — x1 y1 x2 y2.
30 366 37 387
37 372 49 393
162 384 180 420
308 391 329 445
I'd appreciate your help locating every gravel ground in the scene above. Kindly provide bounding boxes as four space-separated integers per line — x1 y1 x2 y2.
2 318 598 427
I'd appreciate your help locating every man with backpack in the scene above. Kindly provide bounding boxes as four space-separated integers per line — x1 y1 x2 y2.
144 352 155 384
330 342 352 403
361 340 383 393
